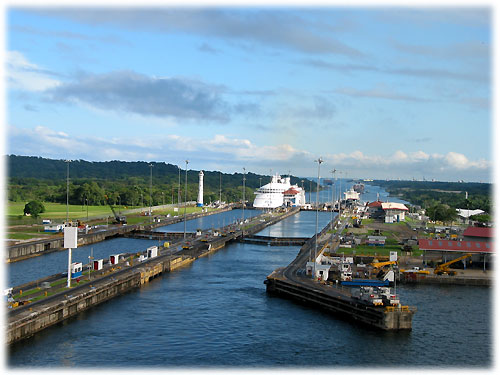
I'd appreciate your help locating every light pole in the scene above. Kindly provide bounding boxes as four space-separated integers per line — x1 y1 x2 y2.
301 180 304 206
242 167 246 222
149 164 153 221
86 198 89 221
65 160 70 225
338 171 342 214
330 169 336 230
178 166 181 208
312 157 323 270
162 192 164 206
219 172 222 203
118 195 121 215
184 160 189 239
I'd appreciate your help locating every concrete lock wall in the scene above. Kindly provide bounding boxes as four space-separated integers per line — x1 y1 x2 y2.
7 273 141 345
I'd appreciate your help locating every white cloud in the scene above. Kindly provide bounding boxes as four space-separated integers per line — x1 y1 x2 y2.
7 125 491 182
7 51 61 92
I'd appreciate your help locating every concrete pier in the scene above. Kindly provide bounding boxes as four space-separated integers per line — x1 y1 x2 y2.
265 216 416 331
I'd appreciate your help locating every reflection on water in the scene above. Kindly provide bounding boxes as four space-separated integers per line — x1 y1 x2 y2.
255 210 334 238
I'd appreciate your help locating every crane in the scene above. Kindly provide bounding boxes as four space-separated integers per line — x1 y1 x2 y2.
104 195 127 225
370 260 397 270
434 253 472 275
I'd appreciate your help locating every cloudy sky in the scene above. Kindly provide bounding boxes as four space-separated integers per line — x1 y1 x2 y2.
4 2 493 181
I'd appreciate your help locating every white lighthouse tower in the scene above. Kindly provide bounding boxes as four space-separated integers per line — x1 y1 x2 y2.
197 171 204 207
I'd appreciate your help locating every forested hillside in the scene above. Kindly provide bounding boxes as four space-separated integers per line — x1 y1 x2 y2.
372 179 492 213
6 155 312 206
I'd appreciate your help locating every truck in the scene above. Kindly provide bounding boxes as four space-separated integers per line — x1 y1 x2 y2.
351 286 384 306
377 287 400 306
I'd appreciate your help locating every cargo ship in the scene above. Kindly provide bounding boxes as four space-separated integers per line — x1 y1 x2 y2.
353 182 365 193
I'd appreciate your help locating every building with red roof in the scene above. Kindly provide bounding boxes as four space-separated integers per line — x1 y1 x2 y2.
463 226 494 242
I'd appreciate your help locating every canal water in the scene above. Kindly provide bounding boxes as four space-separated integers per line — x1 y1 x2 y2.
255 210 333 238
8 211 492 368
7 209 256 287
153 208 260 233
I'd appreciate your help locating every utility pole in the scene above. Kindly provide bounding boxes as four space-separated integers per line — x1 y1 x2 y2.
301 180 304 206
330 169 336 231
242 167 246 222
219 172 222 203
149 164 153 222
184 160 189 239
312 157 323 270
65 160 70 224
178 166 181 208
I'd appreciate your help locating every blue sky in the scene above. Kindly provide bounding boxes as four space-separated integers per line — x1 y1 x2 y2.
4 3 493 182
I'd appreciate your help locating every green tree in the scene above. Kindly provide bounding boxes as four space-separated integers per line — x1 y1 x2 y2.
23 200 45 217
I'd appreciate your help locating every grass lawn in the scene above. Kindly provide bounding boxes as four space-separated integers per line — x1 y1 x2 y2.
6 233 46 240
8 202 119 219
7 201 210 225
6 201 224 240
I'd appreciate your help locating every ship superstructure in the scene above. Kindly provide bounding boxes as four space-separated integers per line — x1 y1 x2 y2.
253 174 306 209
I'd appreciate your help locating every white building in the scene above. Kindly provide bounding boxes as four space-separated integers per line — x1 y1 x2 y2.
456 208 485 224
381 202 408 223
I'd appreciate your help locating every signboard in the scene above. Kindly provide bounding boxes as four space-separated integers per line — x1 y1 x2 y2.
64 226 78 248
389 251 398 262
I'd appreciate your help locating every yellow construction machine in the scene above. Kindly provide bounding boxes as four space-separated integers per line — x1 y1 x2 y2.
434 253 472 276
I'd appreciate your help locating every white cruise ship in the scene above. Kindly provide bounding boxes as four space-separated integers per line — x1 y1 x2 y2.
253 174 306 209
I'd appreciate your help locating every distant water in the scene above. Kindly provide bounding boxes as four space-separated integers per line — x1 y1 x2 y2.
307 180 409 205
153 208 260 232
8 239 492 368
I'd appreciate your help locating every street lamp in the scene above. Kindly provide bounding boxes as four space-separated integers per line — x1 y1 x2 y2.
219 172 222 204
313 157 323 269
242 167 246 222
301 180 304 206
330 169 336 230
118 195 121 215
338 171 343 214
65 160 70 225
184 160 189 239
149 163 153 221
178 166 181 208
